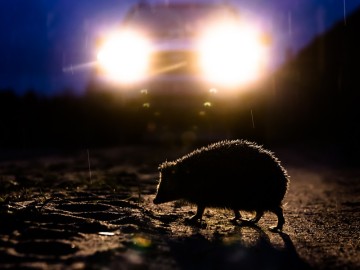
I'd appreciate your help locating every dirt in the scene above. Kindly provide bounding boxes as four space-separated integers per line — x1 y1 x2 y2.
0 145 359 269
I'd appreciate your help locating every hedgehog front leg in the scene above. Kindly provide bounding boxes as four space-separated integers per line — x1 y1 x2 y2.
188 205 205 223
269 206 285 232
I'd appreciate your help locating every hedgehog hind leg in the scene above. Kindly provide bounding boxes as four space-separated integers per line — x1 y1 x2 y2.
269 206 285 232
230 209 242 222
187 205 205 223
249 210 264 223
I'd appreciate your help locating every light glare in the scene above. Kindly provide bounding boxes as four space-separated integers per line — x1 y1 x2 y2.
198 21 267 87
97 30 151 83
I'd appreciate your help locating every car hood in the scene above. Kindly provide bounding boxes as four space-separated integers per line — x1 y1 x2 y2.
152 38 196 52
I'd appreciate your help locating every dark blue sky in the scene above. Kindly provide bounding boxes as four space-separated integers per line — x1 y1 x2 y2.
0 0 359 96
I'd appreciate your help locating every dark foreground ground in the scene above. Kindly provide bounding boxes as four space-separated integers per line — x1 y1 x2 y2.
0 145 359 270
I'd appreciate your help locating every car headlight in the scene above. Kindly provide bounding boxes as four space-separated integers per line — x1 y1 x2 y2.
97 30 151 84
198 21 268 87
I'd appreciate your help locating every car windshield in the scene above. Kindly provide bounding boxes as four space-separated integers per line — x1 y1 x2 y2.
124 4 239 38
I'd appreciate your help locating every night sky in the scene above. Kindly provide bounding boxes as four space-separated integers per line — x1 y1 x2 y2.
1 0 360 96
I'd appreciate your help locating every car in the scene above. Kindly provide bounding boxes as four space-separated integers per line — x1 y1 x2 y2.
93 1 271 109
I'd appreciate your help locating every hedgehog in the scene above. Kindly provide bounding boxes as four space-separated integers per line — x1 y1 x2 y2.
153 140 289 231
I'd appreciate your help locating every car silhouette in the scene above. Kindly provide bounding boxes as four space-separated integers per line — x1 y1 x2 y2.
94 1 270 108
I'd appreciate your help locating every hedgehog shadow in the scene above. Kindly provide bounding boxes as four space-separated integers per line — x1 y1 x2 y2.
168 224 311 270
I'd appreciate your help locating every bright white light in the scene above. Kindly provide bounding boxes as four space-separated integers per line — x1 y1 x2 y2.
198 21 268 87
97 30 151 83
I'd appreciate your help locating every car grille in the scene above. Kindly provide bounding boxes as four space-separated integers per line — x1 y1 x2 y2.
150 51 199 75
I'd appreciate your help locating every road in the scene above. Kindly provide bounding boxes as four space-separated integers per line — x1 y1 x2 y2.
0 145 359 269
